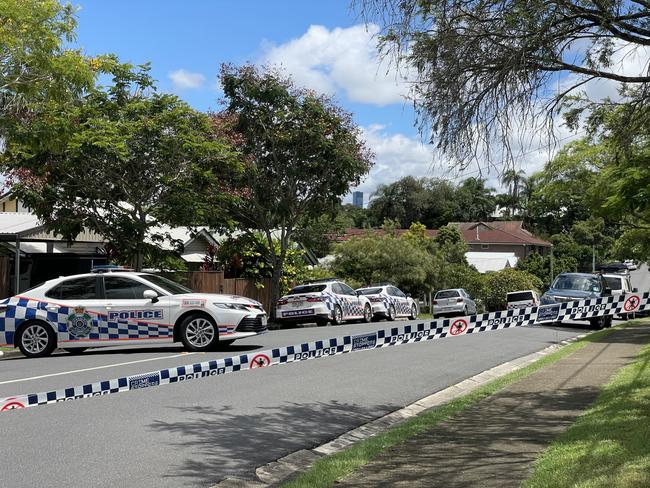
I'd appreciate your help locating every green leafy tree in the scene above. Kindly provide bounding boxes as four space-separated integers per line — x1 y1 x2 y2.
332 233 440 297
337 203 372 229
359 0 650 168
0 0 97 132
452 178 496 221
585 100 650 257
217 233 307 294
368 176 432 227
2 64 240 270
481 268 543 312
214 65 373 318
525 140 605 235
433 225 468 264
499 169 526 217
517 252 578 285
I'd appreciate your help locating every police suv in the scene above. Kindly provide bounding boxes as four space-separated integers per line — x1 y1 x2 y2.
0 270 268 358
276 279 373 326
356 284 418 321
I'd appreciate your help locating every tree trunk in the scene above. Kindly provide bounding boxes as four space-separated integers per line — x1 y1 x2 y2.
269 264 283 321
135 247 144 272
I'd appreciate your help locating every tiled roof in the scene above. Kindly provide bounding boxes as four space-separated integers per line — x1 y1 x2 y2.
332 221 552 247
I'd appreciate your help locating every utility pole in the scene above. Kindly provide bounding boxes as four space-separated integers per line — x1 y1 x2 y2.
592 244 596 272
549 246 554 283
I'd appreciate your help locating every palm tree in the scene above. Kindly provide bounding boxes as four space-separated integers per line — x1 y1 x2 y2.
500 169 526 216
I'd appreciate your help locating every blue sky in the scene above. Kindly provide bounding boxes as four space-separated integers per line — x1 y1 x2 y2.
70 1 440 203
72 1 640 201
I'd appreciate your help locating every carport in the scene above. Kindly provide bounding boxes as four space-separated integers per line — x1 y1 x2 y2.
0 213 107 295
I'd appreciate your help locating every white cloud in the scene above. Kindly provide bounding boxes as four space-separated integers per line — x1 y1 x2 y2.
261 24 413 106
168 69 206 90
345 125 444 202
561 40 650 102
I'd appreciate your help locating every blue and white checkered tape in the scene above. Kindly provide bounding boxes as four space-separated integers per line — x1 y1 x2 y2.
1 291 648 412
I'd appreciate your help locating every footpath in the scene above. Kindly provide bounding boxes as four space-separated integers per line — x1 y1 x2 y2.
336 323 650 488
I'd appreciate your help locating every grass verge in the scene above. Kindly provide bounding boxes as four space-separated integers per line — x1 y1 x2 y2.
283 322 642 488
524 335 650 488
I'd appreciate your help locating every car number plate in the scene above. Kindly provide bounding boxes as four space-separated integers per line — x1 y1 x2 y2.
261 315 268 326
282 309 314 317
291 301 304 308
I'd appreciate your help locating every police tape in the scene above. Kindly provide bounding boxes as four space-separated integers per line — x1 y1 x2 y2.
1 291 648 412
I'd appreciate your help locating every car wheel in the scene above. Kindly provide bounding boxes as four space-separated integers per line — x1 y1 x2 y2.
409 304 418 320
332 305 344 325
63 348 88 355
387 305 396 321
363 304 372 323
589 316 606 330
179 314 219 352
604 316 613 328
17 321 56 358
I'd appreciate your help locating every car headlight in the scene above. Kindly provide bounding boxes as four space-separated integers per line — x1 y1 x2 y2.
213 303 251 311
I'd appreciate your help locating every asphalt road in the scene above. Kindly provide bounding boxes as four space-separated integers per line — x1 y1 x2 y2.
0 266 647 488
0 321 594 487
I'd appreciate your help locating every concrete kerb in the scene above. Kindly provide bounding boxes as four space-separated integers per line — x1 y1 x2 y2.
210 331 590 488
0 349 22 360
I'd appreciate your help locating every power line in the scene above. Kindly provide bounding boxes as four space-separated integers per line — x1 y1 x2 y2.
440 130 587 183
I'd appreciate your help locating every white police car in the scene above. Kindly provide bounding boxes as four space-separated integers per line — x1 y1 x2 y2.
0 270 267 358
356 284 418 321
276 279 373 326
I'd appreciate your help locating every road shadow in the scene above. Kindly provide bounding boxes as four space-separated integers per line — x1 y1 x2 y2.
148 399 397 485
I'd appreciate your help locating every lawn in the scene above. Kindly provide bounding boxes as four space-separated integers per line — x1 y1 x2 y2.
524 339 650 488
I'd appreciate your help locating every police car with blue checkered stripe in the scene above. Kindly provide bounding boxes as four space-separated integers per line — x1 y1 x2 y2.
276 279 373 326
0 269 268 358
356 284 419 321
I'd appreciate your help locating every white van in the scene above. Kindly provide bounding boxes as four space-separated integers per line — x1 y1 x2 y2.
506 290 540 310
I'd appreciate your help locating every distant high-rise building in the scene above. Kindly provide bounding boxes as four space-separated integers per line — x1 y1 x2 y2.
352 191 363 208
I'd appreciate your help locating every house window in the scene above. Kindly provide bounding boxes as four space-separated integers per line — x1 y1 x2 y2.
481 244 490 250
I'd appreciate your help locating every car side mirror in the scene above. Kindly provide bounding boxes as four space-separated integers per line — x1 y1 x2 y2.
602 287 612 296
143 289 159 303
633 287 639 293
542 284 549 292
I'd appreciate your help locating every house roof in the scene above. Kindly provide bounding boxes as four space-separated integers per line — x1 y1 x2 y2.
449 221 551 246
332 221 552 247
0 212 41 236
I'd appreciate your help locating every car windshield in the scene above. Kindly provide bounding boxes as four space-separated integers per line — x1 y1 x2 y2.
552 275 601 292
604 276 623 290
139 274 192 295
357 287 383 295
507 291 534 302
288 284 326 295
436 290 460 298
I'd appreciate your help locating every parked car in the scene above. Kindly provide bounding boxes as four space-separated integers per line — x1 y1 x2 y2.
432 288 477 317
356 284 418 321
624 259 638 271
0 270 268 358
506 290 540 310
597 262 630 275
602 273 638 320
540 272 613 328
276 279 372 326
